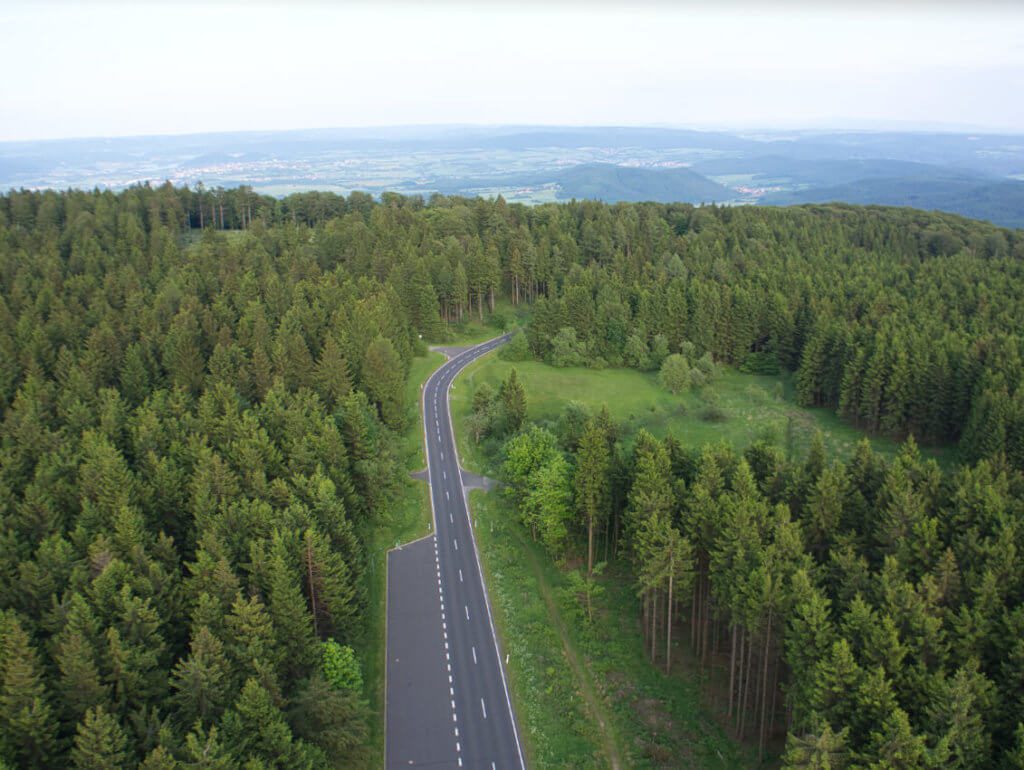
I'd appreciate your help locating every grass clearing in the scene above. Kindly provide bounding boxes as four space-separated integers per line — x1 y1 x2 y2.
451 357 953 474
358 350 444 767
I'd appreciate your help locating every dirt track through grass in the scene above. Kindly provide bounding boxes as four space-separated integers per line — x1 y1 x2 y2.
520 539 624 770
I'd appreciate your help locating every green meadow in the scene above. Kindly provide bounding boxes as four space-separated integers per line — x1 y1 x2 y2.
451 356 952 474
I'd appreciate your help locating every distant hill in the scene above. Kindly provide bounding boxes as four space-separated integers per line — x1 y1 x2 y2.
553 163 730 203
763 174 1024 229
692 155 993 187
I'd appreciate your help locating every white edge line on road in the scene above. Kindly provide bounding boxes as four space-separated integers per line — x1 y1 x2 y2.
444 334 527 770
388 335 518 770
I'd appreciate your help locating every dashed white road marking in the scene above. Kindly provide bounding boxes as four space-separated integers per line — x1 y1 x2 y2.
472 646 477 664
454 539 458 550
481 698 488 719
465 605 469 620
446 490 450 500
459 568 463 582
450 513 453 523
443 470 447 480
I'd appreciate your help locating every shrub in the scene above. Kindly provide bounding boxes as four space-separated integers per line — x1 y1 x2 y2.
322 640 363 692
622 332 650 370
740 350 781 375
694 351 716 377
499 330 531 362
701 404 729 423
658 354 691 394
649 334 670 370
549 327 587 368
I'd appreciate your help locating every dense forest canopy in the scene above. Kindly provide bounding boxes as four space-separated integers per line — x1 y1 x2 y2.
0 184 1023 768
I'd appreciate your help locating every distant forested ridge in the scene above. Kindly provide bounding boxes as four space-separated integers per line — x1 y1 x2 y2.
0 185 1023 766
764 176 1024 230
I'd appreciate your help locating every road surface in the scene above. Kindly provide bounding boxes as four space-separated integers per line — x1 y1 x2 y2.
386 334 525 770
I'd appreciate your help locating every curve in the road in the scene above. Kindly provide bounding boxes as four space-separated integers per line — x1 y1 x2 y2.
386 334 524 770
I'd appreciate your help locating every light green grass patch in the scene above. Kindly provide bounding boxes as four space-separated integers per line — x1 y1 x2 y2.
451 357 952 474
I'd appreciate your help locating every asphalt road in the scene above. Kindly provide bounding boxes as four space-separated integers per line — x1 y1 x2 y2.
386 334 525 770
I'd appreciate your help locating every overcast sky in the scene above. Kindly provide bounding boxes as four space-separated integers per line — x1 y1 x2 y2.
2 1 1023 141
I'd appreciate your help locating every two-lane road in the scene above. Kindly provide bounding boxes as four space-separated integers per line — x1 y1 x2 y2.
386 334 525 769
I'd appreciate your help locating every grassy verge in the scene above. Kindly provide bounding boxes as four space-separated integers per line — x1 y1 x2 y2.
470 489 610 768
471 488 752 769
359 350 445 767
450 357 952 473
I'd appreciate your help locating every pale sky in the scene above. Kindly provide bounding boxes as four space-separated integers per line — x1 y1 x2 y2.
2 1 1024 141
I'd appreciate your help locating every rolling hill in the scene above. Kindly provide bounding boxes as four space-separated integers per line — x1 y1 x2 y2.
763 174 1024 229
552 163 731 203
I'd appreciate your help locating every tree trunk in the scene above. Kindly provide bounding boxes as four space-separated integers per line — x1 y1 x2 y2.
701 575 711 668
735 630 744 731
769 650 781 748
728 624 737 719
587 513 594 578
740 630 754 740
691 576 699 650
759 611 773 759
650 589 658 664
666 558 674 674
305 540 319 639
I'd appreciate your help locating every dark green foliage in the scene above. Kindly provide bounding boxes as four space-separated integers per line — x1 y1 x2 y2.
500 368 527 434
71 706 130 770
0 187 403 765
498 329 531 362
1 184 1024 767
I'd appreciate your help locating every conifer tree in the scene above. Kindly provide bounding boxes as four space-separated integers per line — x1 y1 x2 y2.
0 614 57 768
170 626 231 729
71 706 130 770
575 417 612 576
360 335 405 429
500 368 527 434
312 335 352 410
